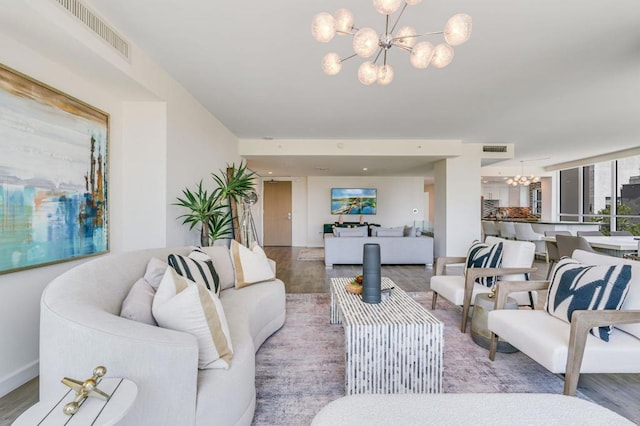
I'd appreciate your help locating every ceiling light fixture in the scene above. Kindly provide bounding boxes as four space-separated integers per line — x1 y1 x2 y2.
311 0 472 86
506 161 541 187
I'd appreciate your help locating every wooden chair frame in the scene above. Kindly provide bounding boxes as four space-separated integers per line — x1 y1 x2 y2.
488 280 640 396
431 256 536 332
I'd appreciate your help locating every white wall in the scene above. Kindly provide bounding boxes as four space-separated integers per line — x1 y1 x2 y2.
307 176 425 247
434 147 482 256
0 15 239 396
121 102 168 250
424 183 435 224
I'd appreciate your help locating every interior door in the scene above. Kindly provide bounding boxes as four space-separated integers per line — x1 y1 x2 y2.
263 181 292 246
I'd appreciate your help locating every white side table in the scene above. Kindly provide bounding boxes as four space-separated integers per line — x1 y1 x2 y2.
13 378 137 426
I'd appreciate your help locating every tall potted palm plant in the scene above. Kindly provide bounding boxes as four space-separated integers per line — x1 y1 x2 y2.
175 162 256 246
174 180 218 246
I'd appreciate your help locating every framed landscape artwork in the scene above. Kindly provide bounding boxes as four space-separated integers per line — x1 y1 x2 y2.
0 64 109 274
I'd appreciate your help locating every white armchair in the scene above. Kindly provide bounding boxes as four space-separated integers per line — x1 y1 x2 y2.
430 236 537 332
488 249 640 396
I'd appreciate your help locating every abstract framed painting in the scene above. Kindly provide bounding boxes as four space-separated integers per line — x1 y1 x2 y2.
0 64 109 274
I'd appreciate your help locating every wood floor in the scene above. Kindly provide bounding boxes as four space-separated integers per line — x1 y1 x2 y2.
1 246 639 424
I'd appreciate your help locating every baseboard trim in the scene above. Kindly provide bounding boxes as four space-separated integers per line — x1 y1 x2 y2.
0 360 39 398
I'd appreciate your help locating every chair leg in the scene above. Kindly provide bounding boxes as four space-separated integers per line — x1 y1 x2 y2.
461 303 470 333
564 371 580 396
489 332 498 361
431 291 438 310
545 260 556 280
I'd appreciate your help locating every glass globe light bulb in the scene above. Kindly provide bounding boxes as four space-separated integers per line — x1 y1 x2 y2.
431 43 454 68
523 180 531 186
377 64 394 85
444 13 472 46
334 8 354 34
514 175 521 180
353 27 380 58
373 0 403 15
533 176 540 183
311 12 336 43
321 53 342 75
358 61 378 85
405 0 422 4
409 41 434 69
395 26 417 48
506 179 514 185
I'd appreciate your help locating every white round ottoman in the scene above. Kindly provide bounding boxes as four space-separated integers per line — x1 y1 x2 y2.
311 393 634 425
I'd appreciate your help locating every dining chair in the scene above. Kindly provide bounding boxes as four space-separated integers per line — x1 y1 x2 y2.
514 223 545 258
481 221 499 240
555 234 596 258
497 221 516 240
543 231 572 279
611 230 634 236
576 230 603 237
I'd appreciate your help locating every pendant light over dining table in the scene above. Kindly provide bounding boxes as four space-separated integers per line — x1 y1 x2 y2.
311 0 472 86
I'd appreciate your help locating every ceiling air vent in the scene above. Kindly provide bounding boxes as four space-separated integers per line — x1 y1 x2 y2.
54 0 130 60
482 145 508 153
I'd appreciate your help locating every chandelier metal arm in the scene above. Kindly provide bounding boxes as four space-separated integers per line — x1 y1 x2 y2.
372 47 384 64
340 53 358 63
390 30 444 42
389 2 408 34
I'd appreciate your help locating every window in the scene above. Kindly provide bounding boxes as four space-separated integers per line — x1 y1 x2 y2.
558 155 640 235
616 156 640 234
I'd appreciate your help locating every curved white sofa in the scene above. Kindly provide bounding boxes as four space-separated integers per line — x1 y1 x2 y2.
39 246 286 426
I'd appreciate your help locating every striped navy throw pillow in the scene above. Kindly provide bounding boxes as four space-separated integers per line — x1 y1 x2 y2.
168 252 220 295
545 258 632 342
464 241 504 287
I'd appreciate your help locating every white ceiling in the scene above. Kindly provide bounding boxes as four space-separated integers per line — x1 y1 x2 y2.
12 0 640 176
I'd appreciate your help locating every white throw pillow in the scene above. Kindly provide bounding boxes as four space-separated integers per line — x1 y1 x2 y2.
376 229 404 237
144 257 168 290
230 240 275 288
197 246 236 290
120 278 157 326
152 268 233 369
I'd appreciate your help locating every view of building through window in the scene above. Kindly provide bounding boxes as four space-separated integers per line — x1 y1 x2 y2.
558 155 640 235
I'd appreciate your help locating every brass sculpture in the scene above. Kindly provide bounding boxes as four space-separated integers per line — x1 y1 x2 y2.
61 366 110 415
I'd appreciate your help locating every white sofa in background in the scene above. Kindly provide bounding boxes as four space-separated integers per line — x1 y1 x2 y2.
324 235 434 268
39 246 286 426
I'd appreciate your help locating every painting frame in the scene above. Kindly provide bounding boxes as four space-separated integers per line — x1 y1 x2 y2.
0 63 110 275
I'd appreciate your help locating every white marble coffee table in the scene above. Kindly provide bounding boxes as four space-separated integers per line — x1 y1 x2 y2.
330 277 443 395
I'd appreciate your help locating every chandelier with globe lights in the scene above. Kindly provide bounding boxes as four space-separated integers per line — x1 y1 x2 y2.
311 0 472 86
506 161 541 187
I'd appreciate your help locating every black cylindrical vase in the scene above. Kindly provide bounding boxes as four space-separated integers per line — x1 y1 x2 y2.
362 243 381 304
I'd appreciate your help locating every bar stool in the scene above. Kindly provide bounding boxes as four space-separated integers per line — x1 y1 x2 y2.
543 231 571 279
497 221 516 240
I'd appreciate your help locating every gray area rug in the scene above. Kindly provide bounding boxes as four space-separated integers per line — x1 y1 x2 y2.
252 292 585 426
296 248 325 261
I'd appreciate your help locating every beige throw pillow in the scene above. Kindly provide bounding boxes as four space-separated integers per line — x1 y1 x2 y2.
230 240 275 288
152 268 233 369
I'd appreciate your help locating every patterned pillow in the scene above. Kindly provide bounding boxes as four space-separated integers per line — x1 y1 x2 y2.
464 241 504 287
545 258 632 342
168 251 220 294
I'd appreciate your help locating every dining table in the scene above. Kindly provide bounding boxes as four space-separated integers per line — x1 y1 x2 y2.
542 235 639 258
